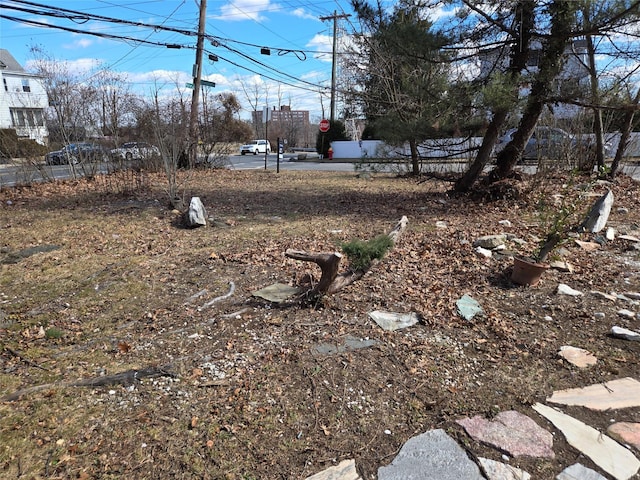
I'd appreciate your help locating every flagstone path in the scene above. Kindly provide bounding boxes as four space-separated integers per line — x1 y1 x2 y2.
306 376 640 480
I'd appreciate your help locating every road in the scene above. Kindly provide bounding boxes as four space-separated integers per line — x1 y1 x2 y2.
1 155 639 188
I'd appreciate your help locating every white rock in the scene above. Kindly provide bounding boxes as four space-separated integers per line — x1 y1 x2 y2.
435 221 448 228
475 246 493 258
611 326 640 342
606 227 616 241
499 220 512 227
533 403 640 480
478 457 530 480
556 463 607 480
557 284 583 296
305 459 361 480
617 309 636 319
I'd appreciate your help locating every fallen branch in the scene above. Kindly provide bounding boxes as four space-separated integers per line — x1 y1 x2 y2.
2 364 175 402
4 346 50 371
285 216 408 295
199 281 236 310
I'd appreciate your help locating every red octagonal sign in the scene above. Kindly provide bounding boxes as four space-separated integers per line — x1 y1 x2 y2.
319 119 330 133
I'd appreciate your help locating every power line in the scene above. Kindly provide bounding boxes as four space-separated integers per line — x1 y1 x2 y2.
0 4 331 93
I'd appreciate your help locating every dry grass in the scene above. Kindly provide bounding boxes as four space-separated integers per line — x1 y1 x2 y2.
1 169 639 479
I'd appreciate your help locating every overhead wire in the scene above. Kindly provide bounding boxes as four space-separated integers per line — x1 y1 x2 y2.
0 0 331 92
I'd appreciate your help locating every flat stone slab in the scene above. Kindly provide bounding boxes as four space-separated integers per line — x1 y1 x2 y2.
368 310 419 331
607 422 640 451
377 429 484 480
558 346 597 368
311 335 377 355
556 463 607 480
456 294 484 320
456 410 554 458
611 326 640 341
252 283 300 303
478 457 531 480
533 403 640 480
305 459 361 480
546 377 640 410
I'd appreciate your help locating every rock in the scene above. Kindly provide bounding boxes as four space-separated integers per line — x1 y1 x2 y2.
610 326 640 342
473 234 507 249
591 291 617 301
456 295 483 321
556 463 607 480
478 457 530 480
557 284 583 296
617 309 636 319
377 429 484 480
533 403 640 480
558 346 597 368
607 422 640 451
606 227 616 241
185 197 207 228
580 190 613 233
546 377 640 410
624 291 640 300
619 234 640 242
550 260 573 273
499 220 512 227
306 459 361 480
475 246 493 258
456 410 555 458
574 240 600 252
435 221 448 228
252 283 300 303
618 207 629 214
368 311 419 331
312 335 377 355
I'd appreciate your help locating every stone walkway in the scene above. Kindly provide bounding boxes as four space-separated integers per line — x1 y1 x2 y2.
306 376 640 480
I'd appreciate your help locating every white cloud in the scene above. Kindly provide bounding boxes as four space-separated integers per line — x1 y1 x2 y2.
291 8 317 21
307 34 332 62
63 38 93 50
214 0 277 22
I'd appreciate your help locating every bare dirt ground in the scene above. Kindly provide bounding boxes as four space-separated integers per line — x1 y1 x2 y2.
1 168 639 479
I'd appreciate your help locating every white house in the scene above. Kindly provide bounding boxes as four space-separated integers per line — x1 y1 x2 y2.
478 39 590 119
0 49 49 145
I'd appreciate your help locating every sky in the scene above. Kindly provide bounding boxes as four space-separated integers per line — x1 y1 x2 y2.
0 0 373 121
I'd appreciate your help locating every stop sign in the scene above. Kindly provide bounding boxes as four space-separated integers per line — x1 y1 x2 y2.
319 119 330 133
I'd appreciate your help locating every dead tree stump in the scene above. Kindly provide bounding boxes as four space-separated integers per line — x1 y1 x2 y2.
285 216 408 295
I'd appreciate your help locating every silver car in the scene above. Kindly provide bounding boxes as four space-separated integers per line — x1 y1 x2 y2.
496 127 611 162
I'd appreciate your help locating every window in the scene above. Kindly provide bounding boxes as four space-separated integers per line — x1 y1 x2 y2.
10 108 45 127
21 79 31 92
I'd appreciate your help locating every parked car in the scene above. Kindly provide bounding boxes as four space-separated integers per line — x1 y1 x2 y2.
495 127 612 162
240 139 271 155
111 142 160 161
45 142 109 165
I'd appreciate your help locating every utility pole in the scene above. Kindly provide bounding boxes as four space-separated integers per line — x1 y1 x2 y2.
189 0 207 166
320 10 350 123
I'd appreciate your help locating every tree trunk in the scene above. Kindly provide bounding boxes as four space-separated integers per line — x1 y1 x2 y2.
454 1 535 192
409 139 420 175
610 88 640 178
285 216 408 295
584 33 606 173
488 0 577 184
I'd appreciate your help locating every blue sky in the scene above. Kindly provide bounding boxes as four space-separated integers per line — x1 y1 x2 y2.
0 0 375 120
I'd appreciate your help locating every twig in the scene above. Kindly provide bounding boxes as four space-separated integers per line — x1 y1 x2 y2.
199 281 236 310
4 346 50 371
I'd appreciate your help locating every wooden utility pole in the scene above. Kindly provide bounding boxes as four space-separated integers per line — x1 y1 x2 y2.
319 10 350 123
189 0 207 166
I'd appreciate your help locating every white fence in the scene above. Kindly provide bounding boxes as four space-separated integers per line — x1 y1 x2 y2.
330 133 640 161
